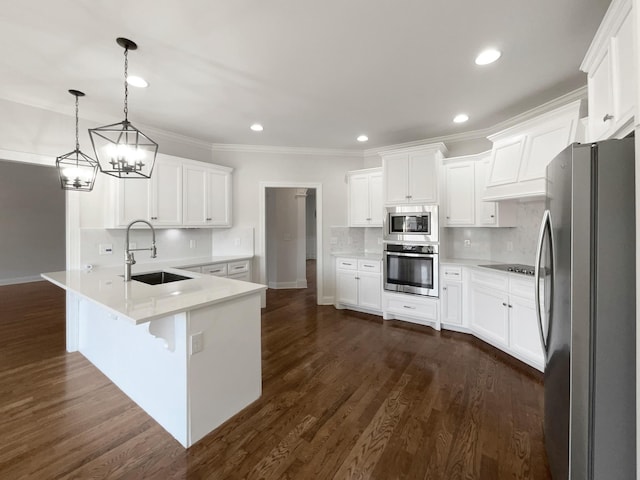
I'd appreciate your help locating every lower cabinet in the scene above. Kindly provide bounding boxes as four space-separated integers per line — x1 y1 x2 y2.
441 265 464 328
335 257 382 312
382 292 440 330
182 259 252 282
440 264 544 372
468 268 544 371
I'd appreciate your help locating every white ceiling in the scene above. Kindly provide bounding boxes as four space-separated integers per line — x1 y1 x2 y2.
0 0 611 150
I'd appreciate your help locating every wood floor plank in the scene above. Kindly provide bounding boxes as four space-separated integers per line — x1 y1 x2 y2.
0 263 550 479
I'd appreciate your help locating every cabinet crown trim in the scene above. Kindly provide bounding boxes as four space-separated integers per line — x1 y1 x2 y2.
580 0 632 72
378 142 448 158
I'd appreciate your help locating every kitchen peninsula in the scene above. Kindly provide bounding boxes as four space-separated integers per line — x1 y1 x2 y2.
42 265 266 448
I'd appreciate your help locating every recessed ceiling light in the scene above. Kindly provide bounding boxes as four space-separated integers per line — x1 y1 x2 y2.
126 75 148 88
475 48 502 65
453 114 469 124
250 123 264 132
357 135 369 142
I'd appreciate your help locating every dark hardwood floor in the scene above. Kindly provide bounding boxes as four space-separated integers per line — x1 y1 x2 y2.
0 262 550 479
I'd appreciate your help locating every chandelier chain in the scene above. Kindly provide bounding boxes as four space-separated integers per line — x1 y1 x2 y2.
124 47 129 121
75 94 80 151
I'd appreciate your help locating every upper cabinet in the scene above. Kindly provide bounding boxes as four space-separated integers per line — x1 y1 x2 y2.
183 164 232 227
111 154 232 229
347 168 383 227
581 0 635 141
483 101 582 201
381 143 447 204
443 152 515 227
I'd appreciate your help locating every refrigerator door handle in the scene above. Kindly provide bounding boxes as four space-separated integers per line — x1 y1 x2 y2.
535 209 552 359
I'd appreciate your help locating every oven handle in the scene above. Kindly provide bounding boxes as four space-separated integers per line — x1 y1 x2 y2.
385 251 437 258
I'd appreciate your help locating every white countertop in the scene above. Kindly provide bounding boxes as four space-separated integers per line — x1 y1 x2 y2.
331 251 383 261
129 254 254 271
42 264 266 326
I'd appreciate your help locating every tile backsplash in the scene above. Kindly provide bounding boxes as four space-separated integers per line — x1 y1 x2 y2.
330 227 383 254
442 200 544 264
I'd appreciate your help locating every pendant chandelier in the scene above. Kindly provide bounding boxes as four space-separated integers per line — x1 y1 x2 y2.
89 37 158 179
56 90 98 191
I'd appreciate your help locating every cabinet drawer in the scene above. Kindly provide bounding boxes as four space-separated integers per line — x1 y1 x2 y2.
228 271 251 282
336 258 358 270
228 260 250 275
202 263 228 276
442 265 463 281
357 259 381 273
509 276 535 299
471 268 508 291
385 294 438 321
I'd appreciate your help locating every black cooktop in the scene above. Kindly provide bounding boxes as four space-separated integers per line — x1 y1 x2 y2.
478 264 536 276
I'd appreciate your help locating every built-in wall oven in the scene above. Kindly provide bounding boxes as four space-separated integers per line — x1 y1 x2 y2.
384 205 438 243
383 243 439 297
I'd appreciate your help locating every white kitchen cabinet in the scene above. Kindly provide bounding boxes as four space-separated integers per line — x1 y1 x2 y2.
335 257 381 312
441 265 464 328
581 0 635 140
347 168 383 227
469 283 510 349
382 291 440 330
443 153 515 227
112 154 233 229
114 156 183 227
443 161 474 225
183 164 232 227
149 157 183 226
468 268 544 371
381 143 447 204
483 101 581 201
196 259 252 282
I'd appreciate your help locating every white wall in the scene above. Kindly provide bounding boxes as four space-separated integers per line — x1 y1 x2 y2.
0 161 65 284
213 149 363 303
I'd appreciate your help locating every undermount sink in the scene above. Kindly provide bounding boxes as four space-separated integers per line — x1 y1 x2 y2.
130 271 193 285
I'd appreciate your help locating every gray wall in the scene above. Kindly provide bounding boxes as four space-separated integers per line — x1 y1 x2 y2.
0 161 65 284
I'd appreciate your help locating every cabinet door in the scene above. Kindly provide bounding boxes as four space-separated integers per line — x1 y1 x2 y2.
444 162 475 226
116 178 151 226
183 165 208 226
368 172 384 226
336 269 358 305
441 281 463 325
349 173 371 227
358 271 381 310
587 49 613 141
475 158 497 226
383 154 410 204
509 295 544 369
611 8 635 130
469 284 509 348
409 151 438 203
206 168 232 227
519 121 574 182
150 158 182 226
487 137 525 186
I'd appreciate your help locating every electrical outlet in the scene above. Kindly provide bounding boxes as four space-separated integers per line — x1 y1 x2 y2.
190 332 204 355
464 239 471 248
99 244 113 255
506 241 514 252
190 239 197 249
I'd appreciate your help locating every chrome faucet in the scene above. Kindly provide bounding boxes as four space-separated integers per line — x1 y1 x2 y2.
124 219 157 281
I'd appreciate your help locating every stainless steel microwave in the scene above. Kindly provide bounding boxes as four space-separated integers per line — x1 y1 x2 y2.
383 205 439 243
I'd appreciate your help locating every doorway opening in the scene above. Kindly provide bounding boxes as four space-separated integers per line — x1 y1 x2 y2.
259 182 323 305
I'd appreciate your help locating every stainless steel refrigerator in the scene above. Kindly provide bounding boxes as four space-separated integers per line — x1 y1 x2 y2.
535 138 636 479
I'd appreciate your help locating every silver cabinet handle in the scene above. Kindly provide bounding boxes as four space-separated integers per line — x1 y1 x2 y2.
603 113 614 122
342 262 353 266
355 276 360 280
403 305 416 309
446 216 450 219
232 266 244 270
366 217 371 221
502 302 507 306
150 216 158 220
508 304 513 308
490 215 495 218
206 218 212 221
443 287 447 291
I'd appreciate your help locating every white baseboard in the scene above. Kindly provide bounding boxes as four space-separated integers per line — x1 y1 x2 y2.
320 296 334 305
0 275 44 286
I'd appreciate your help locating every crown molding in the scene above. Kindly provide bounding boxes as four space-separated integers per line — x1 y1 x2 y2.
364 86 587 156
211 143 364 157
580 0 630 71
0 148 56 166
